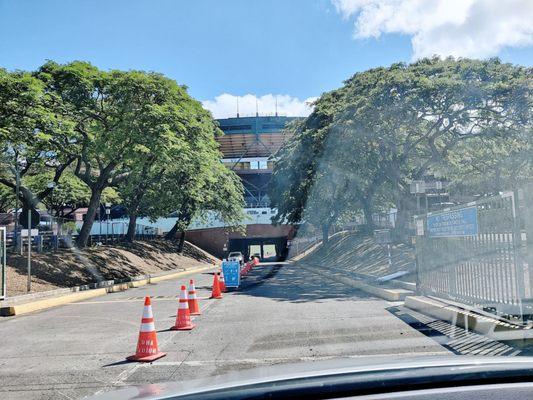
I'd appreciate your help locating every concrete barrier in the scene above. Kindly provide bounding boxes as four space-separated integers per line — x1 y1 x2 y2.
405 295 533 341
298 263 413 301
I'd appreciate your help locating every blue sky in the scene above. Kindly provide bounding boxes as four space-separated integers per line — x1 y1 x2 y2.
1 0 532 117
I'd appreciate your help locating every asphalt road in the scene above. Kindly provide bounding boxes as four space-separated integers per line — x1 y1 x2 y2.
0 262 449 399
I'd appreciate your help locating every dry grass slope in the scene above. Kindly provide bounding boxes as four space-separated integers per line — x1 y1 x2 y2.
6 239 219 296
299 232 416 281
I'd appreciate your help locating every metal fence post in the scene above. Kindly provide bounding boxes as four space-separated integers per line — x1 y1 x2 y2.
520 185 533 316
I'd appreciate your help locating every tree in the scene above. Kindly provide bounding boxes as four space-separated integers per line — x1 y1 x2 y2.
117 85 244 245
0 183 15 213
24 171 90 217
37 61 216 247
148 136 245 252
271 58 532 241
443 132 532 197
0 68 75 212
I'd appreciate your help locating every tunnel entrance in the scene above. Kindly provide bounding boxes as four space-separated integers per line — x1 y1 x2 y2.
228 236 288 262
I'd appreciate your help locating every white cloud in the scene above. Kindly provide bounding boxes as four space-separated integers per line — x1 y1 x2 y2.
202 93 317 119
332 0 533 59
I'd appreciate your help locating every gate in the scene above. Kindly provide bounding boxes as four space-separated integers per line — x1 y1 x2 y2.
0 227 5 300
414 188 533 320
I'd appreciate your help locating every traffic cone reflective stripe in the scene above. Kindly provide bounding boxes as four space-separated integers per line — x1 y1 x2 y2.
210 273 222 299
171 285 195 330
218 272 226 292
127 296 166 362
188 279 201 315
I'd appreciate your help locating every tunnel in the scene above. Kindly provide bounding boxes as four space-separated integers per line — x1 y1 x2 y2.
228 236 288 262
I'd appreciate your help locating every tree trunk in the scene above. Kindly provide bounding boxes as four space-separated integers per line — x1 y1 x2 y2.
177 230 186 254
322 223 330 244
76 186 102 248
126 213 137 242
394 190 413 243
362 199 374 233
165 221 179 240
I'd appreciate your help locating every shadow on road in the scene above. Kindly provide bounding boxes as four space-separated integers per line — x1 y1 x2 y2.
234 262 375 303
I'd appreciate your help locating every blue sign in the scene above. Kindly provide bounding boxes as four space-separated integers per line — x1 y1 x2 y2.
427 206 478 238
222 261 240 287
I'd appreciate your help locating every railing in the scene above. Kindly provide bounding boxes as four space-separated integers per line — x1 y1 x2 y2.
287 234 321 259
414 188 533 320
3 221 160 254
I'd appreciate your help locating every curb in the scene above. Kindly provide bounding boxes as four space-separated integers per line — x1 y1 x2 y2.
298 263 413 301
1 264 216 317
405 295 533 341
0 288 107 316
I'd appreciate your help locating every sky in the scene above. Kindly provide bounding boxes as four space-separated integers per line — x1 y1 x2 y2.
1 0 532 118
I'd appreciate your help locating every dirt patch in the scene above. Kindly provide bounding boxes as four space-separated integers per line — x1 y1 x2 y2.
6 240 219 297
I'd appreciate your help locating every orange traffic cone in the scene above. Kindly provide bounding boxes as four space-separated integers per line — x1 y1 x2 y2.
210 273 222 299
171 285 195 330
218 272 226 292
188 279 201 315
253 257 260 266
127 296 166 362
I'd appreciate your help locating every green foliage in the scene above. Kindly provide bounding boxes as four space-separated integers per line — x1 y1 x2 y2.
0 183 15 213
0 61 244 246
0 68 76 209
270 58 532 236
34 61 242 246
24 171 90 215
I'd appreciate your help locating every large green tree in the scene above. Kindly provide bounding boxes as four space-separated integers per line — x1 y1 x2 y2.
0 68 75 212
36 61 222 247
271 58 532 241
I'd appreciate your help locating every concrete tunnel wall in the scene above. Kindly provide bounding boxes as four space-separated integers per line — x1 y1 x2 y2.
185 224 295 259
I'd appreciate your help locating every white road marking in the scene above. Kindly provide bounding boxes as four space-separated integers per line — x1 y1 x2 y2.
138 351 450 368
92 295 220 396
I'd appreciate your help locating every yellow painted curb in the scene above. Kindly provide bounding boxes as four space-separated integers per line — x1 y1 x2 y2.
127 265 216 288
2 288 107 316
1 264 217 317
106 283 130 293
150 266 215 283
128 279 150 288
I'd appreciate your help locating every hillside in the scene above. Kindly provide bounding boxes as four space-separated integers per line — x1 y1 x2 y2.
297 231 416 282
6 239 219 296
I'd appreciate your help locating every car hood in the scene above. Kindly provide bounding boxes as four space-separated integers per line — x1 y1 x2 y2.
89 355 533 399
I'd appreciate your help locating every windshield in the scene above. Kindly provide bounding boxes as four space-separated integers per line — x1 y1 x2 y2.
0 1 532 399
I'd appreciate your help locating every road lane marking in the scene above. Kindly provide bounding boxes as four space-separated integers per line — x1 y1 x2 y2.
137 352 450 368
92 293 221 396
67 295 212 305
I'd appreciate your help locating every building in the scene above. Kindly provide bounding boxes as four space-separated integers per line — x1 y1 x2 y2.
185 115 301 260
217 115 299 207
